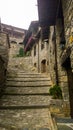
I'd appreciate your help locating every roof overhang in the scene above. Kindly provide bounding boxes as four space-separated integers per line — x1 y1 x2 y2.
24 36 35 52
24 21 39 52
37 0 59 27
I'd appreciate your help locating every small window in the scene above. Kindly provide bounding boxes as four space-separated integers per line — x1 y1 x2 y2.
34 45 36 56
11 41 17 44
41 42 44 50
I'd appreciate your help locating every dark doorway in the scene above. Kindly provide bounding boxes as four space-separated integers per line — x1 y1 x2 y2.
41 59 46 73
62 57 73 118
34 63 36 67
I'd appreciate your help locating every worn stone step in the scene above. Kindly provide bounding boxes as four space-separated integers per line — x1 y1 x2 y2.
4 86 50 94
7 77 51 82
4 94 50 96
0 127 50 130
16 72 44 74
56 117 73 123
6 81 52 86
7 72 43 75
57 125 73 130
0 95 51 107
6 85 50 87
0 105 50 110
0 109 51 129
56 117 73 130
7 73 50 78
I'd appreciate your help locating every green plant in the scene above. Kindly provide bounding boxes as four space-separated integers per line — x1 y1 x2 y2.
19 47 24 57
49 84 62 99
14 48 31 58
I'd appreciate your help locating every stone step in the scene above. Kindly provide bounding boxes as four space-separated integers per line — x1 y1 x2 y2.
7 77 50 81
0 127 50 130
57 124 73 130
6 81 52 86
0 105 50 110
6 85 50 87
16 72 43 74
4 86 50 94
7 77 51 82
7 73 50 78
0 95 51 107
56 117 73 123
0 108 51 129
56 117 73 130
7 72 43 75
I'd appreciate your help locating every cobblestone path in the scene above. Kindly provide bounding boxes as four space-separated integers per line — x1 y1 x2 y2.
0 64 54 130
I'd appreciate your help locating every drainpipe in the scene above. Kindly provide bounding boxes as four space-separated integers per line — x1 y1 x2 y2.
54 25 59 85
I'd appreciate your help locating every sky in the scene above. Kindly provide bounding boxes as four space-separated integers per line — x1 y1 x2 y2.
0 0 38 29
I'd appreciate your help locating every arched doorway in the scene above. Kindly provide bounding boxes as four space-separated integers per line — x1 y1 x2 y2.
41 59 46 73
62 57 73 118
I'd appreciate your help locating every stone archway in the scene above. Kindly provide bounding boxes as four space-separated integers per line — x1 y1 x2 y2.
41 59 46 73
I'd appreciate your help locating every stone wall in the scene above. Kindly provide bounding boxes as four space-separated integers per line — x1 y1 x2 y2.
8 57 33 72
62 0 73 68
7 41 33 72
0 57 6 93
61 0 73 117
48 0 73 117
9 43 24 58
56 19 69 100
0 32 10 93
62 0 73 41
48 26 56 84
56 21 70 116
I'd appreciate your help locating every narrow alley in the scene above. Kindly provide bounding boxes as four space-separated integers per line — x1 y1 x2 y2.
0 0 73 130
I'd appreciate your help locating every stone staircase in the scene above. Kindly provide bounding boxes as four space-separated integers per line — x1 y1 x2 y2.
0 69 54 130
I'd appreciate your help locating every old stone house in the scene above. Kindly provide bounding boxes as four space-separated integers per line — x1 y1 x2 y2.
1 23 26 44
38 0 73 118
1 23 27 59
24 21 49 73
24 0 73 118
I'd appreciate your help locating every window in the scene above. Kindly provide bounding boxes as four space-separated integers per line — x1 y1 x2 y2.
41 42 44 50
34 45 36 56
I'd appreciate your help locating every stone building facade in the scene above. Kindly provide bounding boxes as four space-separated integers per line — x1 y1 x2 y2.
48 0 73 117
1 23 26 44
24 0 73 118
31 32 49 73
1 23 27 60
61 0 73 117
24 22 49 73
